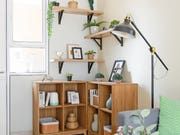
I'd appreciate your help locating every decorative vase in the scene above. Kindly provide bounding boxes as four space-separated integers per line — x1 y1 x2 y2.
91 114 98 132
66 112 79 129
106 94 112 110
89 26 99 34
50 92 59 106
67 76 72 81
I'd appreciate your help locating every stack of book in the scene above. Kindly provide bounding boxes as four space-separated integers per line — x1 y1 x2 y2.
89 89 98 106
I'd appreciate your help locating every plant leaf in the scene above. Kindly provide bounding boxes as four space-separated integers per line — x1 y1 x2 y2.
140 109 150 118
146 124 157 133
130 114 141 125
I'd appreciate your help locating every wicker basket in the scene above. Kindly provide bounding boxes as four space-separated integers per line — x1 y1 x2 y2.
40 117 59 134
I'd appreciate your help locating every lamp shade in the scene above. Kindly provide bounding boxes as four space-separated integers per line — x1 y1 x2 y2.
112 17 136 38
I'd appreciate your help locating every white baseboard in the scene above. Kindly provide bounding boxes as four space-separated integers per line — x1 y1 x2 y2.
11 131 32 135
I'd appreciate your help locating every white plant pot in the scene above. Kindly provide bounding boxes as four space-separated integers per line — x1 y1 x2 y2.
90 26 99 34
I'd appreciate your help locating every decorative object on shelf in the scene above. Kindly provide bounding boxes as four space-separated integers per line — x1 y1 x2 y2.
67 91 80 104
112 73 123 82
117 109 158 135
72 47 83 59
50 92 59 106
106 94 112 110
109 19 120 28
112 16 168 108
56 51 64 60
42 74 54 82
88 0 94 10
91 113 98 132
85 50 96 60
83 19 106 34
67 44 79 59
95 72 105 81
68 0 78 9
66 73 73 81
66 112 79 129
47 1 59 38
89 89 98 105
109 60 125 82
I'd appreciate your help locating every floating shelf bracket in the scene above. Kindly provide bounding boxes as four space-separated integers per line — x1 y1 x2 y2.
112 33 124 46
87 13 94 23
88 62 94 73
92 38 102 50
58 10 64 24
58 61 64 73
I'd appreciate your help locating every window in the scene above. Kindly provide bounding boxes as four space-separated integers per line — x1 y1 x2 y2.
8 0 48 74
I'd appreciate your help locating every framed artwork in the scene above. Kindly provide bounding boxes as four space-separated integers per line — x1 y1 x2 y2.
67 91 80 104
67 44 79 59
109 60 126 82
72 47 83 59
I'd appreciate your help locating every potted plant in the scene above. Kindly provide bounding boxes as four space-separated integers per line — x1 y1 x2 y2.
95 73 105 81
83 19 106 34
112 73 123 82
109 19 120 28
47 1 59 38
66 73 73 81
85 50 96 60
88 0 94 10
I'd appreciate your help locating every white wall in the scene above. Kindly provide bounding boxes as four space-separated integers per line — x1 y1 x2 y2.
10 0 99 133
98 0 180 108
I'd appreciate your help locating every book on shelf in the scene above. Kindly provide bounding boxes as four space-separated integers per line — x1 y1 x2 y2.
89 89 98 105
39 91 45 107
45 92 51 106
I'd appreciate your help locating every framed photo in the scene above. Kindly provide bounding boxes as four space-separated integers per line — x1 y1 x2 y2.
109 60 126 82
67 44 79 59
67 91 80 104
72 47 83 59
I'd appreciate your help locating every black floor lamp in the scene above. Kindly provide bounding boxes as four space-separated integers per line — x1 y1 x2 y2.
112 16 168 108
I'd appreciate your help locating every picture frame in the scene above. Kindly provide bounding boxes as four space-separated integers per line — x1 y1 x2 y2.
72 47 83 59
67 44 79 59
109 60 126 82
67 91 80 104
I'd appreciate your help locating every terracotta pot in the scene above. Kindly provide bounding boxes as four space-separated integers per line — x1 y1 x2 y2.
87 54 95 60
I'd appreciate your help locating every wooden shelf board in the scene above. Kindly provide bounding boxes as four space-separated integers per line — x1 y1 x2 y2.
52 58 104 63
100 108 112 114
64 103 86 108
64 127 86 132
89 130 99 135
89 104 99 109
84 29 113 39
53 6 103 16
40 105 63 109
34 80 87 84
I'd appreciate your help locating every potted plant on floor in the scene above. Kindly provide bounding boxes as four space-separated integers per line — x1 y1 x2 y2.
112 73 123 82
83 19 106 34
66 73 73 81
85 50 96 60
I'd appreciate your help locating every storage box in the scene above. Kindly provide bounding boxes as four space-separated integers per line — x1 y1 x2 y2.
40 117 59 134
93 95 99 106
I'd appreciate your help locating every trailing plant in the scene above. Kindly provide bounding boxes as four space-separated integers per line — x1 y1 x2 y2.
88 0 94 10
112 73 123 81
85 50 96 55
117 109 159 135
109 19 120 28
95 73 105 79
47 1 59 38
83 19 106 30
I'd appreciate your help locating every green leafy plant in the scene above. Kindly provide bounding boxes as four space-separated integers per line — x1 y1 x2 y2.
83 19 106 30
85 50 96 55
117 109 159 135
88 0 94 10
112 73 123 81
109 19 120 28
47 1 59 38
95 73 105 79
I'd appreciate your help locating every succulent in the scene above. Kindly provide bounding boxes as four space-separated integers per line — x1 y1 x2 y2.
85 50 96 55
95 73 105 79
83 19 106 30
109 19 120 28
112 73 123 81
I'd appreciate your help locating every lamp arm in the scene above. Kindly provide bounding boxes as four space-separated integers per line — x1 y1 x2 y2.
130 21 168 71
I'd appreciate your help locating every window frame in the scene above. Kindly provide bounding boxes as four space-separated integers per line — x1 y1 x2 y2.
7 0 49 75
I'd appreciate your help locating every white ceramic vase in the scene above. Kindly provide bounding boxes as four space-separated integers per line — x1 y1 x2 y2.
91 114 98 132
89 26 99 34
50 92 59 106
106 94 112 110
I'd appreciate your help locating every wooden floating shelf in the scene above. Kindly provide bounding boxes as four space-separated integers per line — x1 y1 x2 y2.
51 59 104 74
40 105 63 109
53 6 103 16
84 29 113 39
